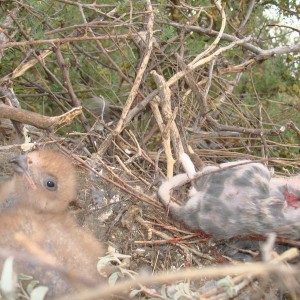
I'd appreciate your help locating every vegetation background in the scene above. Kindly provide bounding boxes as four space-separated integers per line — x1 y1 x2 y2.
0 0 300 299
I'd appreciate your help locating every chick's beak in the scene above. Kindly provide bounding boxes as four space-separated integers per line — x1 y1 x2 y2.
10 154 37 190
10 154 28 174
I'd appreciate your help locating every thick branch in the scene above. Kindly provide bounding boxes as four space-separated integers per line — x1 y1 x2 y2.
0 105 81 129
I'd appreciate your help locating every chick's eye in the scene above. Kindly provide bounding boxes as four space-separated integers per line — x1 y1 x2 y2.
47 181 55 188
43 176 57 191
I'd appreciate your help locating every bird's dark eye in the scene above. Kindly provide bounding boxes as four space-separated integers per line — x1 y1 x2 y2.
47 181 55 188
43 176 58 191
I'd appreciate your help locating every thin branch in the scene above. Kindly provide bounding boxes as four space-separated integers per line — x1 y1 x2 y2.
237 0 256 34
55 46 96 149
97 0 154 155
191 0 226 64
0 50 53 84
164 21 300 56
0 33 139 50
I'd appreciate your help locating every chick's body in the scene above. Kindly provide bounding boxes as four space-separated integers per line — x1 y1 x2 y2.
0 149 104 298
0 209 102 295
158 159 300 240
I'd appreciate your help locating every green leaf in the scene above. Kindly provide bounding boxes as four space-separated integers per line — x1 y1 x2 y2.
30 286 49 300
129 288 141 297
0 256 17 295
108 272 122 286
26 280 41 294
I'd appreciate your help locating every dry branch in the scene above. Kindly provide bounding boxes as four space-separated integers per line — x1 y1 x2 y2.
150 75 174 178
0 33 140 50
191 0 226 64
135 215 214 261
0 50 53 84
97 0 154 156
57 248 299 300
0 105 82 129
166 21 300 56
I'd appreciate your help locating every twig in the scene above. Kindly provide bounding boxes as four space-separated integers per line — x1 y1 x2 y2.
55 46 96 150
237 0 256 34
135 215 214 261
191 0 226 64
97 0 154 156
164 21 300 56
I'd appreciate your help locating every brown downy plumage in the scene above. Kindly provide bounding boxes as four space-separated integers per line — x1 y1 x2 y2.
0 149 104 298
158 154 300 240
